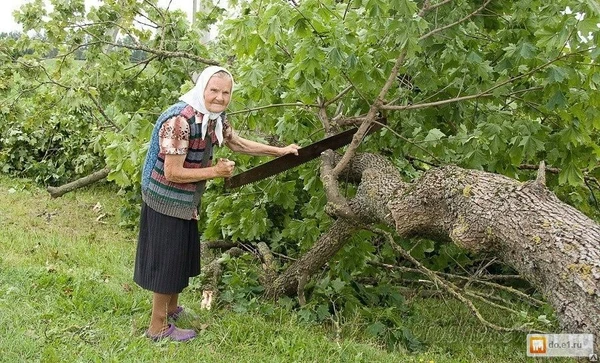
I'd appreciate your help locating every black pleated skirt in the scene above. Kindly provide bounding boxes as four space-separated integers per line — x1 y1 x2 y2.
133 202 200 294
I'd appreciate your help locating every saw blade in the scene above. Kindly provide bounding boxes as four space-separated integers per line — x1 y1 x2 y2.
224 121 383 189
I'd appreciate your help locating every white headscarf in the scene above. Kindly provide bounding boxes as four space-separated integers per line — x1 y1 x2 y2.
179 66 234 146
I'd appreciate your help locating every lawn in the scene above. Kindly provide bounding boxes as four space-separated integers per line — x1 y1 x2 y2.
0 175 577 362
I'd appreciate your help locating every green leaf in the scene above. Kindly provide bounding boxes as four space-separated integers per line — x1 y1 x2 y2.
366 321 386 337
503 41 537 60
518 135 545 158
424 128 445 143
465 149 488 169
327 47 344 68
559 162 584 186
330 278 346 293
518 42 537 59
107 168 130 186
546 90 567 110
294 17 311 37
391 0 418 17
546 66 568 84
315 304 331 321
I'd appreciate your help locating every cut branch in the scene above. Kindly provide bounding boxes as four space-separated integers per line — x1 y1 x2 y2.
535 161 546 186
47 168 111 198
257 242 278 286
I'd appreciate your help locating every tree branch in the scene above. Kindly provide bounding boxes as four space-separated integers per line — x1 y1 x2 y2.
369 260 544 307
320 150 357 219
331 50 408 177
324 85 353 107
47 168 111 198
381 91 492 111
382 49 591 112
373 227 545 333
419 0 492 41
422 0 453 14
228 102 319 116
85 91 121 130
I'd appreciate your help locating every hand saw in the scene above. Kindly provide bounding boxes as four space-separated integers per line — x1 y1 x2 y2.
224 119 384 189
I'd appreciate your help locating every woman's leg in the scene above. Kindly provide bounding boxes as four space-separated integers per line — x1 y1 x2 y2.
148 292 171 335
147 291 195 341
168 293 179 315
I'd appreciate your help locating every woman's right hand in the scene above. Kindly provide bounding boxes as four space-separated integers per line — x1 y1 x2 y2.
214 158 235 178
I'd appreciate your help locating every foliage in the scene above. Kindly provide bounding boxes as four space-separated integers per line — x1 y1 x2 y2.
1 0 600 352
0 101 101 184
2 0 599 226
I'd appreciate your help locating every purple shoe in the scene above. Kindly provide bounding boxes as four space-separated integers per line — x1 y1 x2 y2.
146 324 196 342
168 306 184 321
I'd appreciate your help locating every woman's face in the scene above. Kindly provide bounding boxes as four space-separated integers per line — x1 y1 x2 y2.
203 75 232 113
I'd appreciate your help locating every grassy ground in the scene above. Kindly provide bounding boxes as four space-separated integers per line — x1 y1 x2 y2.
0 175 579 362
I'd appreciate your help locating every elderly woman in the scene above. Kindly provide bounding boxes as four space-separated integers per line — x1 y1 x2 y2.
134 66 299 342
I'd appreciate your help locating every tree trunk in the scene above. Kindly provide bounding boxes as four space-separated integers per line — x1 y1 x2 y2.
388 165 600 343
265 219 358 298
267 153 599 350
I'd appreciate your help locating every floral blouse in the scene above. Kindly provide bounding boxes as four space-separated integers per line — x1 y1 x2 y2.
159 116 190 155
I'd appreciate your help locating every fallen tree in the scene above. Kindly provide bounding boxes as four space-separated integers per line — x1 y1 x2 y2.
257 153 599 351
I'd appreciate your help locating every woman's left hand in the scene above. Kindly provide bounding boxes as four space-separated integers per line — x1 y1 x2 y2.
279 144 300 156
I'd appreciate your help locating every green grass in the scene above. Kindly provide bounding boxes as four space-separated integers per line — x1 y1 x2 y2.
0 175 579 362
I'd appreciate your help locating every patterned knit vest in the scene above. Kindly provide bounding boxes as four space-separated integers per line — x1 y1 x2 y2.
141 101 220 220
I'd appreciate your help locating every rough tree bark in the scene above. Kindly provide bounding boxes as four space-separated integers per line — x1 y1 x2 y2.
265 153 599 350
389 164 600 338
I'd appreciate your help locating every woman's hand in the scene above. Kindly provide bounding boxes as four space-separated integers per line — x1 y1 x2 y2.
278 144 300 156
214 158 236 178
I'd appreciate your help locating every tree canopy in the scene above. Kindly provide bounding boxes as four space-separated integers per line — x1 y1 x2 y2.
2 0 599 221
